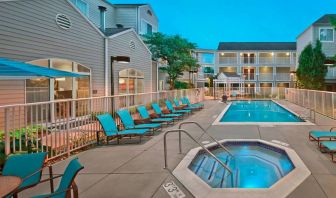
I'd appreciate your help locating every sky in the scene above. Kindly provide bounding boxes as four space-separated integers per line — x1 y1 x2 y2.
111 0 336 49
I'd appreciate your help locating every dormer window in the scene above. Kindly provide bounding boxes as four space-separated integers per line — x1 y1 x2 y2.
319 28 334 42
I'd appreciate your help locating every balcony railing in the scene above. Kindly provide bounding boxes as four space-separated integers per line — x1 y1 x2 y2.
275 57 291 65
219 57 237 65
240 57 256 64
0 88 205 159
259 73 273 81
276 73 291 81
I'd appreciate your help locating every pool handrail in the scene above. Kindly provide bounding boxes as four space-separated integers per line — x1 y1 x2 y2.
178 121 234 158
163 129 233 176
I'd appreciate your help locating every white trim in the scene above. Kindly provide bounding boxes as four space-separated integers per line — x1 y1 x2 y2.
319 27 334 42
104 38 109 96
108 28 152 55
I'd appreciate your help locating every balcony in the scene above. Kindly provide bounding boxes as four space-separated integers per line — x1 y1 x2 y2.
259 73 273 81
240 57 256 65
259 57 273 64
219 57 237 65
275 57 291 65
276 73 291 81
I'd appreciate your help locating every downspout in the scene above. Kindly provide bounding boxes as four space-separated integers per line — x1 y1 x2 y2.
104 38 109 96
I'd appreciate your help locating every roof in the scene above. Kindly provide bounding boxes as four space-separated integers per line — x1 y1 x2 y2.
217 42 296 51
103 28 131 36
113 4 147 7
223 72 240 78
313 14 336 25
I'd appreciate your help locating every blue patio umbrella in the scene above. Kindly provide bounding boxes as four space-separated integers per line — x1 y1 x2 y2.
0 58 88 79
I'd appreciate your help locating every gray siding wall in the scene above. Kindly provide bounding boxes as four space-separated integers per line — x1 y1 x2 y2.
0 0 105 106
139 5 158 33
312 24 336 57
296 26 313 66
83 0 116 29
152 61 158 92
108 31 152 94
115 7 138 31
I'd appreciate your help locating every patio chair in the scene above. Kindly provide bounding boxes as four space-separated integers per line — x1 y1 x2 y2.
181 97 204 109
165 100 191 115
173 98 199 111
137 106 174 126
319 141 336 162
151 103 183 120
31 158 84 198
2 152 48 197
309 127 336 145
96 114 149 144
117 109 162 133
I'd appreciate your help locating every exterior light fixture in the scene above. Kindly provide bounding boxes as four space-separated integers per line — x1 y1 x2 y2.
286 52 290 56
271 52 274 56
220 52 224 56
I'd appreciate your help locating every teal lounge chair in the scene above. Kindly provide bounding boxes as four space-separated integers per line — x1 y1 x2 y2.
309 127 336 145
173 98 199 111
31 158 84 198
165 100 191 115
319 141 336 162
96 114 149 144
137 106 174 126
117 109 162 133
181 97 204 109
151 103 183 120
2 152 48 197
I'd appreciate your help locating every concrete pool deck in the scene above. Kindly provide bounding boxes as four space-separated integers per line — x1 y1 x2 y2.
21 99 336 198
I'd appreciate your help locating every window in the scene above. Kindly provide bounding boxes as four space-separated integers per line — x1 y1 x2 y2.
119 69 144 94
201 53 215 64
320 28 334 42
71 0 89 16
141 20 156 35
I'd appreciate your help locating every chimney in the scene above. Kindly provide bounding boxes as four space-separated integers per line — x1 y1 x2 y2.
98 6 107 32
116 24 124 29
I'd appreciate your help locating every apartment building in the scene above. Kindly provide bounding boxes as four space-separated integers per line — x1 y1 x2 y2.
297 14 336 91
195 42 297 88
0 0 158 108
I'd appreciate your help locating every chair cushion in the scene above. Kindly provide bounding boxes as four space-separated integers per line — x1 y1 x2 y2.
134 123 161 129
310 131 336 138
321 141 336 151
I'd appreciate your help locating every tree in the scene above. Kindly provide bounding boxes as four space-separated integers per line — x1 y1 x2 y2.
296 40 327 90
144 33 199 89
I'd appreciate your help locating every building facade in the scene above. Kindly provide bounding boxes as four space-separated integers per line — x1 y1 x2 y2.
297 14 336 91
0 0 158 108
195 42 297 88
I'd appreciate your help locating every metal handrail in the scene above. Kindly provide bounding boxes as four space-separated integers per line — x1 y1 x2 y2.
178 121 234 157
163 129 233 175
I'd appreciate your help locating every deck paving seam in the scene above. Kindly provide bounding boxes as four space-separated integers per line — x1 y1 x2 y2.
311 174 330 198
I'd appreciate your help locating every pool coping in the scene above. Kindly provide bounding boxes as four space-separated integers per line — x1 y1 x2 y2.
212 100 314 126
172 139 311 198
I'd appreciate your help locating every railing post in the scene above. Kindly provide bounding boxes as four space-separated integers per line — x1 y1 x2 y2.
4 108 11 155
66 101 71 157
333 93 335 119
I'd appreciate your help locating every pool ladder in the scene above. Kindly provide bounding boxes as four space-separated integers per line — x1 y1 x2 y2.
163 121 236 187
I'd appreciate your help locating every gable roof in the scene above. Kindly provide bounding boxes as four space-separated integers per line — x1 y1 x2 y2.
313 14 336 25
113 4 147 7
217 42 296 51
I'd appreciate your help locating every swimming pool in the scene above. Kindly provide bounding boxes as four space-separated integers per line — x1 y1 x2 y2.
189 141 294 188
219 100 304 123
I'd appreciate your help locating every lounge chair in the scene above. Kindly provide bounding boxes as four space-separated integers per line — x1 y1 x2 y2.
117 109 162 133
181 97 204 109
165 100 191 115
319 141 336 162
309 127 336 145
31 158 84 198
173 98 199 111
151 103 183 120
96 114 149 144
137 106 174 126
2 152 48 197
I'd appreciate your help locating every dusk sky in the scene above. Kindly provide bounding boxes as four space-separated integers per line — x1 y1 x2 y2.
111 0 336 49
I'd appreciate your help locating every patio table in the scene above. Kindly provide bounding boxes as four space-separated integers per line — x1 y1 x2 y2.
0 176 22 197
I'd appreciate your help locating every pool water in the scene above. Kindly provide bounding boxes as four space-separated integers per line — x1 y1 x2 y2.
188 142 295 188
220 100 304 122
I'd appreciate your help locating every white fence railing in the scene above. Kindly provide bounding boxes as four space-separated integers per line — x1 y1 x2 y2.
212 87 287 100
285 88 336 119
0 89 204 159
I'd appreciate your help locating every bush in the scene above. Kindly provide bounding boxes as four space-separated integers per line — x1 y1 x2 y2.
174 81 189 89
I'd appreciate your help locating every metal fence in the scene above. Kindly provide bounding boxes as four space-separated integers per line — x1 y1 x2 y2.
285 88 336 119
0 88 204 159
210 87 287 100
